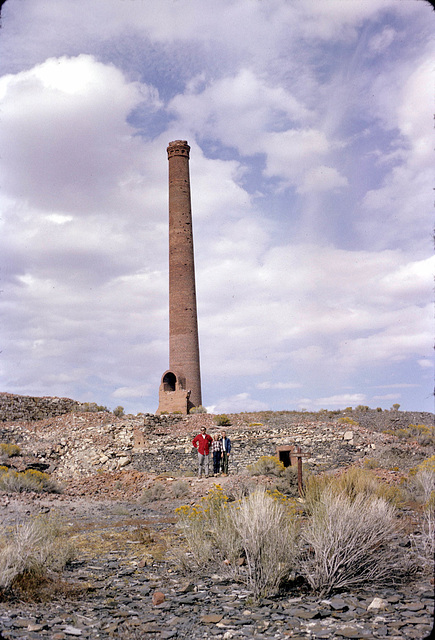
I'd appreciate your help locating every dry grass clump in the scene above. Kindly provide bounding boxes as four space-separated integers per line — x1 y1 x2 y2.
0 468 62 493
0 443 21 458
304 466 403 512
171 479 190 498
0 515 75 596
337 417 358 426
175 485 300 599
139 481 167 502
404 461 435 574
175 469 418 599
246 456 306 497
230 489 299 600
247 455 285 477
300 490 405 596
175 484 234 568
386 424 435 447
223 474 258 501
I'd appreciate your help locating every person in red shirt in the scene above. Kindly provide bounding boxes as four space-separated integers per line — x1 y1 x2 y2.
192 426 213 478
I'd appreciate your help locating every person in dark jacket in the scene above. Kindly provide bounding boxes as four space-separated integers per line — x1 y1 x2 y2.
211 434 223 476
221 430 232 475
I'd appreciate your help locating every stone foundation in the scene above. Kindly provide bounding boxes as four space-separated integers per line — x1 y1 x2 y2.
0 393 84 422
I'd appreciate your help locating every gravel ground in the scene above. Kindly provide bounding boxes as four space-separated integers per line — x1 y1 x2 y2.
0 408 434 639
0 475 434 640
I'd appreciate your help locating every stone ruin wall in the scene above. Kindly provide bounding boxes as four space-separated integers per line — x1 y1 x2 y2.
0 392 84 422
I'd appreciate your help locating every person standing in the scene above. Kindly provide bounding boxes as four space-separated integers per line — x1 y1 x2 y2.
221 430 232 475
211 434 223 476
192 426 213 478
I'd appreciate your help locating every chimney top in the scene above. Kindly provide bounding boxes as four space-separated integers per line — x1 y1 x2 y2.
167 140 190 159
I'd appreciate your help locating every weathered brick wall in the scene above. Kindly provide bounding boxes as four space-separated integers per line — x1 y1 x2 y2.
0 393 83 422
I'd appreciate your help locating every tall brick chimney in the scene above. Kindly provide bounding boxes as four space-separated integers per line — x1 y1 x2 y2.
157 140 202 414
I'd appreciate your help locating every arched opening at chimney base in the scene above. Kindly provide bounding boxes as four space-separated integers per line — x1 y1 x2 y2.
162 371 177 392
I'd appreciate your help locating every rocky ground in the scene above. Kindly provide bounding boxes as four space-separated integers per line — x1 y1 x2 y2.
0 409 434 639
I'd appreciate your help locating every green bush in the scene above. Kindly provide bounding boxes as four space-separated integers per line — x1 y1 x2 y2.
113 406 124 418
214 414 231 426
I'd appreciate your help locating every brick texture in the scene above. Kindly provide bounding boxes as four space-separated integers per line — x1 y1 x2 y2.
157 141 202 414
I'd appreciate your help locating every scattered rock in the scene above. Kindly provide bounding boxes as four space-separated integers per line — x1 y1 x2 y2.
152 591 166 605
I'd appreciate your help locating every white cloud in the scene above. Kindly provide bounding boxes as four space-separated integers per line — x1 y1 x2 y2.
257 382 302 390
297 165 348 194
418 360 433 369
0 0 432 415
208 393 269 414
297 394 367 410
112 385 153 399
372 394 401 401
368 26 397 53
0 55 161 213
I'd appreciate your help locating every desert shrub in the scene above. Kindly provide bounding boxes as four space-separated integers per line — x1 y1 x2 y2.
171 480 190 498
274 465 300 497
407 469 434 575
363 457 380 469
405 467 435 505
82 402 109 413
224 474 258 501
376 407 382 412
355 405 369 412
0 443 21 457
230 489 300 600
0 514 75 592
176 484 237 569
304 467 402 513
391 403 400 411
247 455 285 477
409 455 435 475
300 490 406 595
176 485 300 599
140 482 166 502
189 405 207 414
214 414 231 426
337 417 358 426
113 406 124 418
394 424 434 447
0 468 61 494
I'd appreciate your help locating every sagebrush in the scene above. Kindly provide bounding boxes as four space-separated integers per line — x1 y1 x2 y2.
175 485 300 599
0 515 75 592
0 468 61 494
300 490 407 595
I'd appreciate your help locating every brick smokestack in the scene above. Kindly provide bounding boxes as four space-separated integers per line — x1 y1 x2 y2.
167 140 202 408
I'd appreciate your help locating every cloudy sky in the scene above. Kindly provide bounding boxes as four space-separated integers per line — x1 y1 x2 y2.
0 0 433 415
